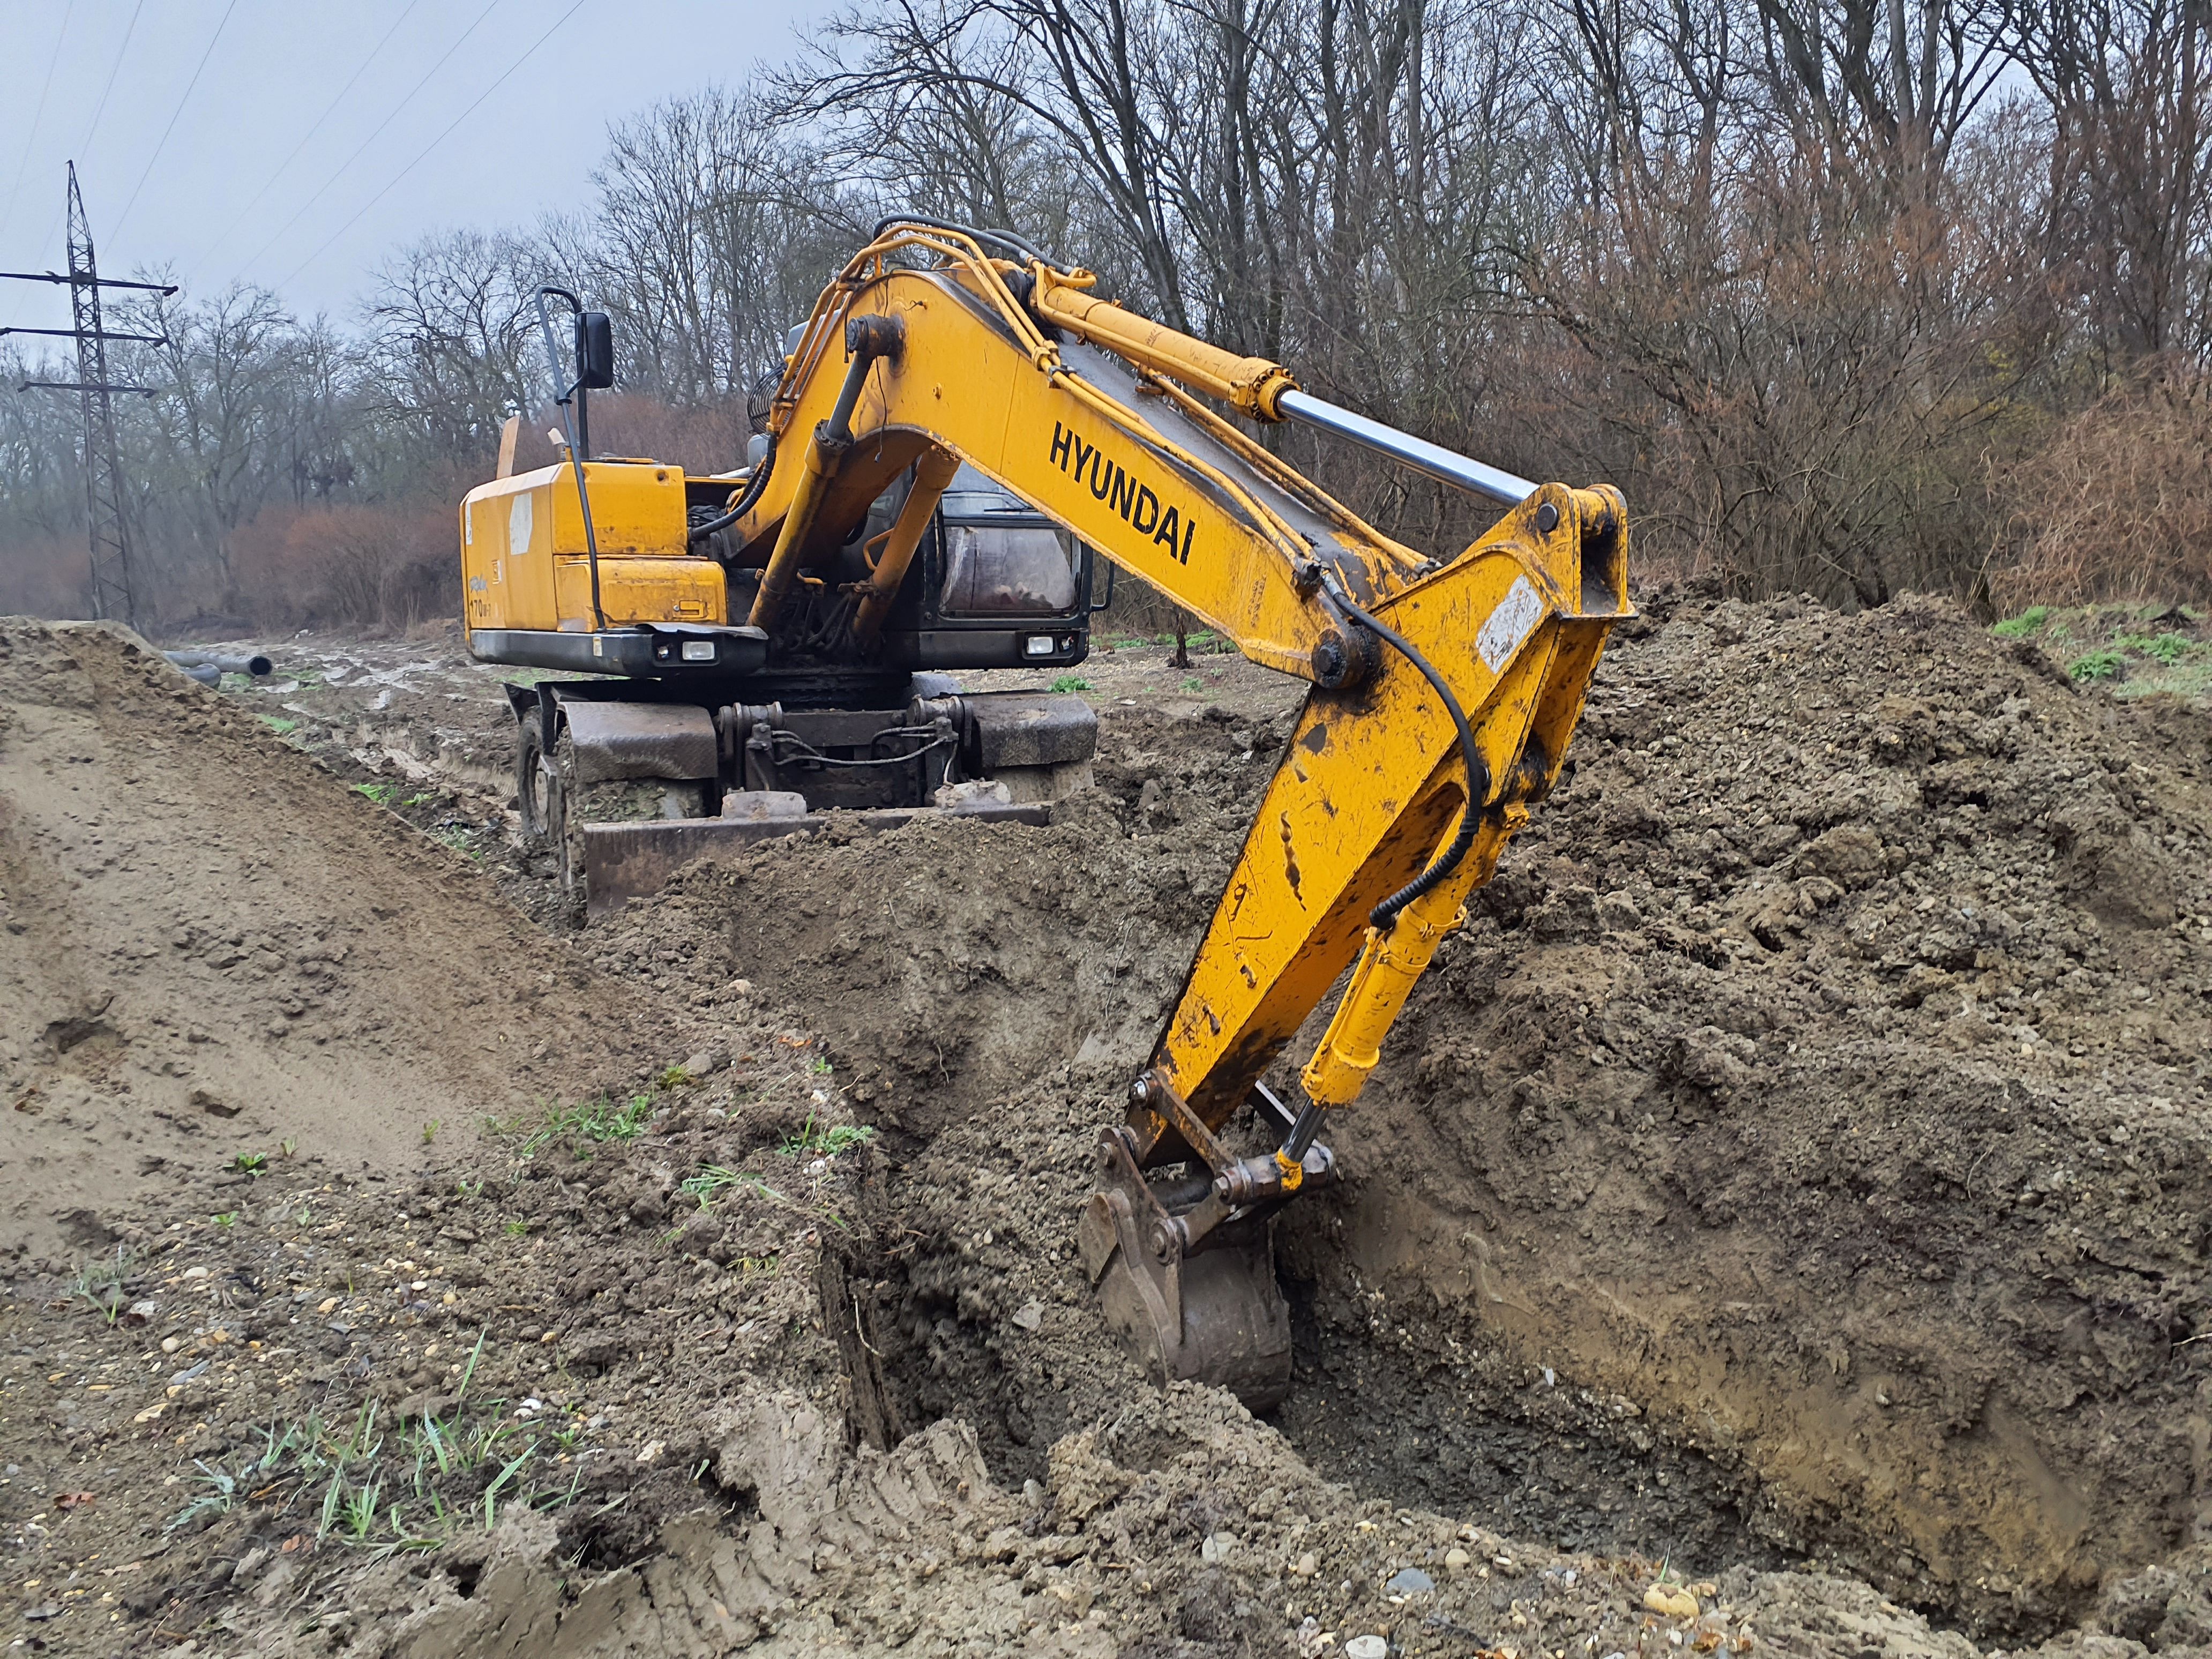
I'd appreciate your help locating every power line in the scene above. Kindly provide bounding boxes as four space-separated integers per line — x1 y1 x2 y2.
113 0 243 237
0 2 74 251
184 0 430 282
29 0 144 270
274 0 592 291
78 0 146 156
227 0 506 286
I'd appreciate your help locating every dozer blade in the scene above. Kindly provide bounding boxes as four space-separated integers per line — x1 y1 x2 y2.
579 801 1049 916
1076 1130 1293 1410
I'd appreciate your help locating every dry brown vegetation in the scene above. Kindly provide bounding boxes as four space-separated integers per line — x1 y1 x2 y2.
3 0 2208 629
1989 368 2212 607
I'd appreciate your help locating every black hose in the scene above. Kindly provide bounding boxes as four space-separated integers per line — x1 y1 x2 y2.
535 285 607 629
871 213 1061 269
687 431 778 545
1332 594 1491 932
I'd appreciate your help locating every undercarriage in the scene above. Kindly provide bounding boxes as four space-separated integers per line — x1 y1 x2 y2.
506 670 1098 916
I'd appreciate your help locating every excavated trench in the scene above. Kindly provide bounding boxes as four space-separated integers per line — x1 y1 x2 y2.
586 584 2212 1643
1272 1242 1787 1570
824 1140 1791 1563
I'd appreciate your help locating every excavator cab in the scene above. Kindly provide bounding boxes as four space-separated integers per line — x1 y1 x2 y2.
820 460 1100 670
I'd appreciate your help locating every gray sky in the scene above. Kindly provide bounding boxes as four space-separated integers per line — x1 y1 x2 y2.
0 0 818 331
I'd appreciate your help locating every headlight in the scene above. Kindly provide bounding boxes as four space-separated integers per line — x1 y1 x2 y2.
1022 635 1056 657
680 640 716 662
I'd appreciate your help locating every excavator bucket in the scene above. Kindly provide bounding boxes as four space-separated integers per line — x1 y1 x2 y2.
1076 1123 1310 1410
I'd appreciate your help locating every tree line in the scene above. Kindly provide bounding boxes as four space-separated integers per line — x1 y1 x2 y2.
3 0 2207 630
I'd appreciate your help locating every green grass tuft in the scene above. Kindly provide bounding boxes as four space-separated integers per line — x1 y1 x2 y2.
679 1164 786 1207
70 1245 135 1325
162 1340 585 1550
517 1093 655 1154
779 1110 875 1160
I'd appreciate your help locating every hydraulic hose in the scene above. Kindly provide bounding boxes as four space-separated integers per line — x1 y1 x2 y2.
870 213 1061 268
692 301 905 552
1331 593 1491 932
687 431 778 545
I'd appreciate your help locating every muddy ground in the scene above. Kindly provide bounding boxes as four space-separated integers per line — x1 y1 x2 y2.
3 592 2211 1658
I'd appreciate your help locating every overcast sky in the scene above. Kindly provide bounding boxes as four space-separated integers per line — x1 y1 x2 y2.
0 0 818 332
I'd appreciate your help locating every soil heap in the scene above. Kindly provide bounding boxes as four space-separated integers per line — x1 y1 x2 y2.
0 618 683 1261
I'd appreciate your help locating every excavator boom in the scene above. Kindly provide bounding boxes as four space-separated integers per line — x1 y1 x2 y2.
466 222 1631 1406
718 224 1631 1404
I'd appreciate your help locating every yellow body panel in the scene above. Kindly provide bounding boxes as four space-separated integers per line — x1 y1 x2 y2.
460 461 713 633
552 554 724 626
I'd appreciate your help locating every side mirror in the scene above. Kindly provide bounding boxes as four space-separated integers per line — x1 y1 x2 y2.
574 311 615 391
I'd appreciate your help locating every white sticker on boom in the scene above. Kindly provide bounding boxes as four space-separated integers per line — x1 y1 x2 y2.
1476 574 1543 672
508 491 534 557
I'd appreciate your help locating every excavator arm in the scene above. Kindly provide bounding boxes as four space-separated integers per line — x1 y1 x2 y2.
726 224 1632 1404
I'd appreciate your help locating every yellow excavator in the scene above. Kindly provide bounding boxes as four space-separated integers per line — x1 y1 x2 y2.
458 219 1631 1406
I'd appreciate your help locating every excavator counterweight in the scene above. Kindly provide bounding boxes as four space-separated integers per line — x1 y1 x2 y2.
459 221 1631 1406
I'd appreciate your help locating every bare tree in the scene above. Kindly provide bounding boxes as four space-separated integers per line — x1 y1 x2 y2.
587 89 866 409
136 284 309 592
361 229 543 473
1750 0 2011 201
2008 0 2212 363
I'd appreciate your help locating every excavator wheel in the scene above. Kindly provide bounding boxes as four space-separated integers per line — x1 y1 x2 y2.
514 719 556 846
547 730 588 907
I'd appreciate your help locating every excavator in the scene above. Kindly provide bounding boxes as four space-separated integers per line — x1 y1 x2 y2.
458 219 1631 1408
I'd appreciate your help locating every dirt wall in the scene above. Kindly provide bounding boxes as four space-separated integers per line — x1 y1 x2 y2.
1283 590 2212 1631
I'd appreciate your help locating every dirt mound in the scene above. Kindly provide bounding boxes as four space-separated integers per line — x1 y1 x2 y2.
0 618 684 1261
582 704 1287 1138
593 587 2212 1634
10 595 2212 1658
1294 588 2212 1628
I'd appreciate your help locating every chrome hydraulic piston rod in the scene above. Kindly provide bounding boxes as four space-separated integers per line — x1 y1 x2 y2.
1277 390 1537 506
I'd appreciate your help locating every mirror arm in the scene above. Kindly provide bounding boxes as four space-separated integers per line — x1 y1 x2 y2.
534 284 604 630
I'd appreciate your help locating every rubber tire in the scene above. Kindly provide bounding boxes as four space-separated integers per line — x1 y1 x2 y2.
515 716 555 845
